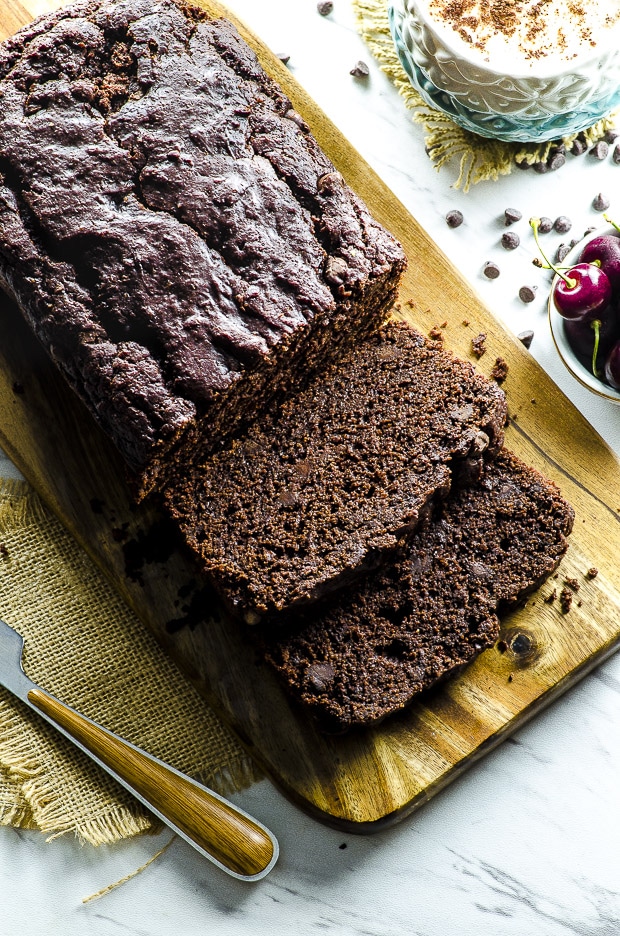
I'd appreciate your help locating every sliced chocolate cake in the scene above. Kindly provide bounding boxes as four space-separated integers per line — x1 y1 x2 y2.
262 450 575 731
164 322 508 623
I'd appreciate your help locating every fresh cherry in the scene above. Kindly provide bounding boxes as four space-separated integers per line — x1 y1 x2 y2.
552 262 612 321
564 313 618 378
529 218 612 321
604 340 620 390
579 234 620 293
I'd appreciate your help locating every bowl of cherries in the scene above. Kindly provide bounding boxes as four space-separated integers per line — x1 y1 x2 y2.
536 218 620 403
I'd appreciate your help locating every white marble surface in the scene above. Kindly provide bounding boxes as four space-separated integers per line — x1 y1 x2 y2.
3 1 620 932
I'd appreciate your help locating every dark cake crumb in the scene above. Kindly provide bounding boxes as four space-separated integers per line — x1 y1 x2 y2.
544 589 557 603
587 567 599 579
491 357 509 383
0 544 9 559
560 587 573 613
472 333 487 358
565 577 580 591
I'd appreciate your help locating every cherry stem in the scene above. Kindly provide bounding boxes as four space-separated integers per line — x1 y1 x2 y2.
591 319 601 378
529 218 577 288
604 213 620 235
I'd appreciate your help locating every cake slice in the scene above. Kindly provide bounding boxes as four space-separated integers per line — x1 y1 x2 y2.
0 0 405 499
262 450 575 731
164 322 507 623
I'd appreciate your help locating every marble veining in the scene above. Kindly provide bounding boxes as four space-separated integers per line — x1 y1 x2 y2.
2 1 620 934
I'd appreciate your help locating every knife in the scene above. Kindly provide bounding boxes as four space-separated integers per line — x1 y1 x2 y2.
0 616 278 881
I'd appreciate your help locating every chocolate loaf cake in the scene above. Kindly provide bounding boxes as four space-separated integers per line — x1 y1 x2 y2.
0 0 405 498
164 322 508 623
262 450 575 731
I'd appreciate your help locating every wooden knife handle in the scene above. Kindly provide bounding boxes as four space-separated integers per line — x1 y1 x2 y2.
28 687 276 879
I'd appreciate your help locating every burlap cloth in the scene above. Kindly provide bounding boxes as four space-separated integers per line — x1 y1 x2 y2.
352 0 619 191
0 478 261 846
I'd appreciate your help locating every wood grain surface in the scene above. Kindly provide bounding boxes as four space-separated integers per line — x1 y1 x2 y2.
1 0 620 831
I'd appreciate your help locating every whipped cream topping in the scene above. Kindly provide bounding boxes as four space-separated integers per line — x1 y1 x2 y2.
415 0 620 70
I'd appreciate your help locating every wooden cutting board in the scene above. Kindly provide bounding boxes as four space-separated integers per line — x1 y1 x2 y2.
2 0 620 831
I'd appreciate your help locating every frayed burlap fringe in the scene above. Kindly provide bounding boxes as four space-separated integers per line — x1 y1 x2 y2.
352 0 619 191
0 480 262 848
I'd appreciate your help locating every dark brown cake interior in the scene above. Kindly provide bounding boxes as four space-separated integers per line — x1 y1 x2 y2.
164 322 508 623
261 450 575 731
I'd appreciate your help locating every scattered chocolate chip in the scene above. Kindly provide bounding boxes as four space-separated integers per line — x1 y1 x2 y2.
548 152 566 171
565 577 580 592
491 356 508 383
538 217 553 234
483 261 500 279
518 286 537 304
471 333 487 358
554 215 572 233
504 208 522 225
517 329 534 348
533 160 549 174
605 129 619 143
613 144 620 165
584 226 597 237
571 138 587 156
589 140 609 160
587 567 599 579
593 192 610 211
317 0 333 12
515 158 531 170
555 243 570 263
446 209 464 228
276 52 290 64
560 587 573 613
350 60 369 78
501 231 520 249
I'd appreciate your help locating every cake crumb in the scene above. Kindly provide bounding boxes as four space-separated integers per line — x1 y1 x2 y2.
429 326 444 341
462 319 470 326
472 333 487 358
587 567 598 579
560 587 573 613
565 577 580 592
0 544 8 559
491 356 509 383
544 589 556 603
508 673 513 682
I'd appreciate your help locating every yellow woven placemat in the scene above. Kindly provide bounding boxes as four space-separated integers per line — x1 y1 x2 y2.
0 479 261 846
352 0 618 190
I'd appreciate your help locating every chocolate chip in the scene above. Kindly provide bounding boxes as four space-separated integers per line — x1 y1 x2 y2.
554 215 572 233
571 138 587 156
548 152 566 171
504 208 522 225
517 329 534 349
589 140 609 160
276 52 291 64
538 217 553 234
446 209 464 228
483 261 500 279
555 243 570 263
317 0 333 13
518 286 537 303
350 60 369 78
501 231 520 249
605 129 619 143
593 192 610 211
306 662 335 692
533 160 549 174
613 144 620 165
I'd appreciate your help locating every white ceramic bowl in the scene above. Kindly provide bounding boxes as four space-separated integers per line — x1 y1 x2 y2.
389 0 620 142
548 226 620 404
